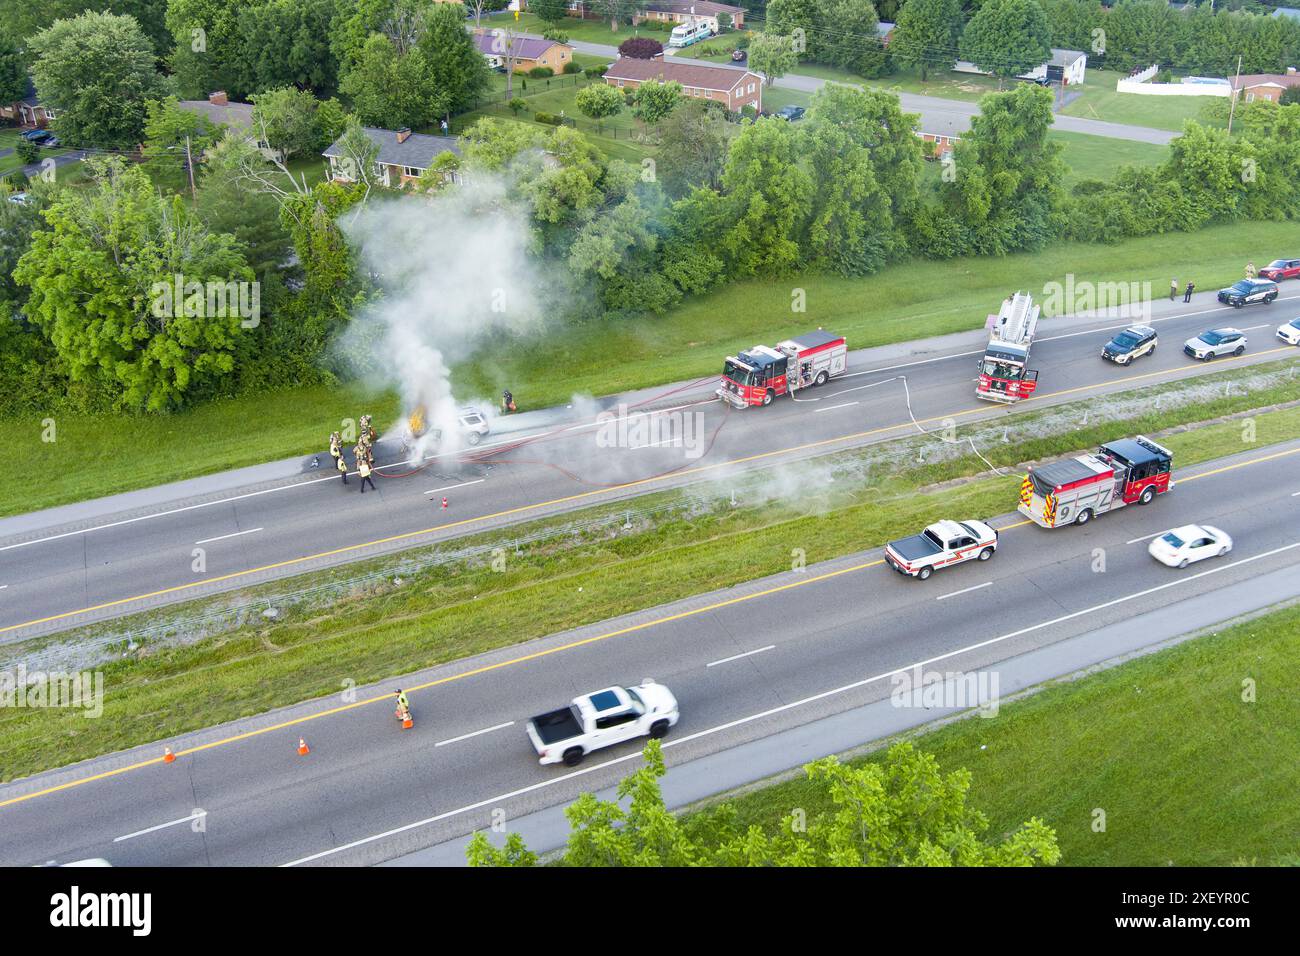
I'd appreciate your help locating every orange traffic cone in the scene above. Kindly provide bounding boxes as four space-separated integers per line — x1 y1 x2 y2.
441 496 448 510
402 713 414 729
297 737 310 756
163 746 175 764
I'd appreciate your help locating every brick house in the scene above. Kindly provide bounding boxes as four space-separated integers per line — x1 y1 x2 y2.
1 78 55 128
1231 69 1300 103
634 1 746 31
323 126 461 188
473 31 573 73
603 58 762 113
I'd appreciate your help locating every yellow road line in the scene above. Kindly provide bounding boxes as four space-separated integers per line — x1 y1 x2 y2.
2 442 1297 811
5 347 1293 636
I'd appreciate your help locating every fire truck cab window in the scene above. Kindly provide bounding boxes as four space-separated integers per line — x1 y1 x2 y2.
981 359 1022 380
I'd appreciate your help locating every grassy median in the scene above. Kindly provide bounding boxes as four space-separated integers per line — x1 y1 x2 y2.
691 599 1300 866
7 218 1298 519
1 361 1298 782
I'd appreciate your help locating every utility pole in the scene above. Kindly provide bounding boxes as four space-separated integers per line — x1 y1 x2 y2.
184 134 196 201
1227 55 1242 136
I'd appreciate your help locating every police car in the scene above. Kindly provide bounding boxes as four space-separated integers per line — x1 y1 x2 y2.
1101 325 1157 365
1216 278 1278 308
1184 328 1246 360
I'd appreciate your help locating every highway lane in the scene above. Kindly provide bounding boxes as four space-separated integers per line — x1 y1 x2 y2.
2 291 1298 638
2 438 1298 866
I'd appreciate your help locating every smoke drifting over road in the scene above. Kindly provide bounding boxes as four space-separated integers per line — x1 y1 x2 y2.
338 177 549 458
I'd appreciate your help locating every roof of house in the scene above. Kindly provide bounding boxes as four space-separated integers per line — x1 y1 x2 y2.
604 57 754 92
1050 48 1086 67
1231 72 1300 90
472 31 566 61
1272 7 1300 20
644 1 745 15
323 126 461 170
19 76 42 108
178 99 255 131
876 22 895 36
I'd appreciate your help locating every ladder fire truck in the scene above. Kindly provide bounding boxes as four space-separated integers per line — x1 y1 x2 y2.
1018 435 1174 528
976 292 1040 403
717 330 848 409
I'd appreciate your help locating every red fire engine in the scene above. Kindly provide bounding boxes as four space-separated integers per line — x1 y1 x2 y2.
1019 435 1174 528
976 292 1040 403
717 330 848 409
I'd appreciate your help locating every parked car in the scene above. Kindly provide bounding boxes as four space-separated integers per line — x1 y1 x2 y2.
774 105 806 121
1258 258 1300 281
6 192 30 205
731 48 747 62
1101 325 1157 365
884 519 998 580
21 129 51 143
526 682 679 766
1148 524 1232 569
1276 317 1300 345
1183 328 1247 360
41 136 59 147
1216 277 1278 307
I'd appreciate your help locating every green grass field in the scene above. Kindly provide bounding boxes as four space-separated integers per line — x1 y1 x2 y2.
696 598 1300 865
1060 69 1225 132
1048 129 1168 184
7 217 1297 518
3 388 1297 783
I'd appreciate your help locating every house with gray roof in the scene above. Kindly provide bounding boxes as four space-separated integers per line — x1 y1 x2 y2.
177 91 282 162
472 31 572 73
323 126 461 188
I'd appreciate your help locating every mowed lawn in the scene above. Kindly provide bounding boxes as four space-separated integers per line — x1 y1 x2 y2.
703 600 1300 866
6 217 1298 518
1060 69 1225 131
1048 129 1168 183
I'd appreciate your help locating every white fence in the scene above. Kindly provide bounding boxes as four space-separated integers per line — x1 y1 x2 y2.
1117 64 1230 96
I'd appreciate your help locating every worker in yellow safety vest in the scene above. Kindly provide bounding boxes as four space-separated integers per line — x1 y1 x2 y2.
395 690 411 722
358 457 375 493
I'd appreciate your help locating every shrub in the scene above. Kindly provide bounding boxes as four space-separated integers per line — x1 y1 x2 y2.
562 60 582 74
618 37 664 59
528 66 554 79
542 28 569 43
533 111 564 125
507 97 528 115
15 138 40 164
584 65 608 79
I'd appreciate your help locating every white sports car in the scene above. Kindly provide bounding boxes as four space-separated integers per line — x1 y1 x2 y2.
1148 525 1233 569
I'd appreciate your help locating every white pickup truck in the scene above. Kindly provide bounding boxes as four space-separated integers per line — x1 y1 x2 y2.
525 681 679 766
883 519 999 580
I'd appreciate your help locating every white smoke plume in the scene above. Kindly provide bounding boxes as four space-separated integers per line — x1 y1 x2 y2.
338 176 552 459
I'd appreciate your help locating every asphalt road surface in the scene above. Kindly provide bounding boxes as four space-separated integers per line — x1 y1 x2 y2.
2 438 1297 866
2 291 1298 639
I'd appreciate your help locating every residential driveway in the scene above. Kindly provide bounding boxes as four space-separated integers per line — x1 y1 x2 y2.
567 39 1176 145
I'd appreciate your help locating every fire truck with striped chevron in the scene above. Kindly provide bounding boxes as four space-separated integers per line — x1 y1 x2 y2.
1019 436 1174 528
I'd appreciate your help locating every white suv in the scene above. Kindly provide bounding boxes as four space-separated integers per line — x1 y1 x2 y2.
1184 328 1246 360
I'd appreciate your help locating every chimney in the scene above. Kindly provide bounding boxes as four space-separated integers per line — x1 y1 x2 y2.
208 90 228 105
396 127 412 144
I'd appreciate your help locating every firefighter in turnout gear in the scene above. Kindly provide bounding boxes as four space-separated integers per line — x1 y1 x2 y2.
336 443 349 484
329 431 344 470
358 456 375 493
359 414 377 445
